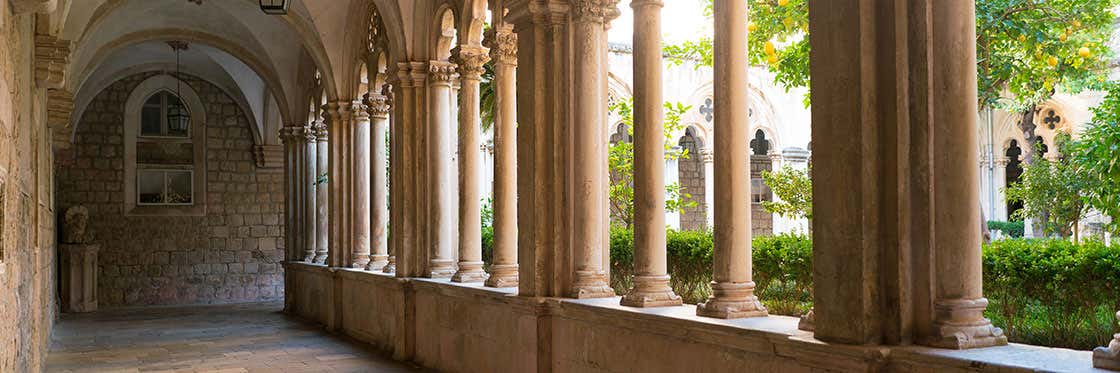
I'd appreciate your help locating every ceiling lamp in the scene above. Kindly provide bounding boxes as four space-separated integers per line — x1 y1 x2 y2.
167 41 191 133
259 0 289 15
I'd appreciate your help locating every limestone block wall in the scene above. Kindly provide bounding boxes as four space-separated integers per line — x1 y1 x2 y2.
0 6 59 372
677 134 707 231
57 72 285 307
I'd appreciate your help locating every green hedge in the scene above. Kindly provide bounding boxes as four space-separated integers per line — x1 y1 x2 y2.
987 220 1025 238
482 225 1120 349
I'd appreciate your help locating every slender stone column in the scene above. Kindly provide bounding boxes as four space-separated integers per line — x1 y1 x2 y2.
484 24 519 288
1096 311 1120 370
326 101 353 268
366 93 391 271
697 0 767 319
451 46 490 282
568 0 616 299
994 158 1009 221
702 148 715 229
351 99 373 268
622 0 681 308
280 126 299 261
314 120 329 264
428 61 459 278
928 0 1004 349
299 125 318 262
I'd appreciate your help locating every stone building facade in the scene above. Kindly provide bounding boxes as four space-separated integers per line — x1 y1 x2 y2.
56 72 285 307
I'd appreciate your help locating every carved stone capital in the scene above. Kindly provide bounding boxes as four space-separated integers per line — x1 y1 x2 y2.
573 0 606 22
365 94 391 119
484 25 518 66
450 46 490 81
10 0 57 14
278 125 300 145
350 99 370 122
428 61 459 83
994 157 1010 168
35 33 70 89
314 120 328 141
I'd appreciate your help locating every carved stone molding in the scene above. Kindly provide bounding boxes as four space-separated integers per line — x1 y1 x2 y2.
450 46 489 81
484 25 518 66
427 61 459 83
47 88 73 150
365 94 391 119
573 0 606 22
35 33 70 89
10 0 57 14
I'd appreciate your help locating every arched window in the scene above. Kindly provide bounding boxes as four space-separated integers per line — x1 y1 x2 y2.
140 91 190 138
124 74 207 215
1005 140 1024 220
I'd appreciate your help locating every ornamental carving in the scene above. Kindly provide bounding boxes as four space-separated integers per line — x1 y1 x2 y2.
253 144 284 168
451 46 490 80
365 94 391 118
484 26 518 66
10 0 57 14
428 61 459 83
35 33 70 89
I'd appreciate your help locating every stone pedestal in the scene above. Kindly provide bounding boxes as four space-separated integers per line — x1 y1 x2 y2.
60 244 98 313
1094 311 1120 370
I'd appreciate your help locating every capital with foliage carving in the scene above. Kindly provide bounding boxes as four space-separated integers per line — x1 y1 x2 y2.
484 25 518 66
451 46 490 81
428 61 459 83
365 94 391 119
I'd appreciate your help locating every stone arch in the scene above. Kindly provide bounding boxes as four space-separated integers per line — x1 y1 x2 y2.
681 79 784 150
457 0 489 47
431 5 458 62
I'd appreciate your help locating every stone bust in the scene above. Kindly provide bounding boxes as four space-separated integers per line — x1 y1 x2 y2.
62 205 94 244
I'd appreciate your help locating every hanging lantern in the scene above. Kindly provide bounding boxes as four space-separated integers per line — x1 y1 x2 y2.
167 41 191 134
259 0 289 14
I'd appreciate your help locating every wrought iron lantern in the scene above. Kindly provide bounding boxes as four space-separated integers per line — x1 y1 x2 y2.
167 41 190 133
259 0 289 15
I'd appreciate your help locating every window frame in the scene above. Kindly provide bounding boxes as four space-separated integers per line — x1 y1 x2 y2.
139 90 192 139
136 168 195 206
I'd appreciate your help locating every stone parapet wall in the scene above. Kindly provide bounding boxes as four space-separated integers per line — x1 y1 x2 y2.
285 263 1069 373
57 72 285 307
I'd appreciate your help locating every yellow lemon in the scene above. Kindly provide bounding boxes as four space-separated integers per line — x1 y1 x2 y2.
767 54 779 64
778 0 789 6
1047 56 1059 67
748 22 758 32
1018 34 1026 42
1073 20 1082 28
782 17 794 28
1079 46 1092 57
1060 33 1068 42
764 41 775 55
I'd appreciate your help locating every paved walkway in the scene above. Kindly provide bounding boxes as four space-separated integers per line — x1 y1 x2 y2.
46 302 426 373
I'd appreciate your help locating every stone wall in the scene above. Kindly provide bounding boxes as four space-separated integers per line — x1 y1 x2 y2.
0 5 59 372
57 72 285 307
677 134 706 231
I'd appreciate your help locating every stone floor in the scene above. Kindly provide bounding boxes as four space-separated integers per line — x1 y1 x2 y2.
46 302 427 373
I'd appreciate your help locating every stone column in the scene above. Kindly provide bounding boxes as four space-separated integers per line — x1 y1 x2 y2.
696 0 766 319
428 61 458 278
622 0 681 307
280 126 298 261
452 46 490 283
484 24 519 288
299 125 318 262
994 158 1009 221
568 0 616 299
366 93 391 271
325 101 352 268
928 0 1004 349
1095 311 1120 370
352 100 373 268
702 148 715 229
314 120 329 264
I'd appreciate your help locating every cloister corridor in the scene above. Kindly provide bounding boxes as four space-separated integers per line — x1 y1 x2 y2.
45 302 424 373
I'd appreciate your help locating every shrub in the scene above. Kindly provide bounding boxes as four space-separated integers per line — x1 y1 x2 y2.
987 220 1025 238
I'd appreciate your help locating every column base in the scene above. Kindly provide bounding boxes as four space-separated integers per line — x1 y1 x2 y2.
485 264 519 288
568 270 615 299
427 259 456 278
798 308 815 331
1094 334 1120 371
351 254 371 269
365 255 389 271
926 298 1007 349
313 253 328 264
302 252 315 263
620 275 682 307
696 281 768 319
451 261 488 283
382 256 396 274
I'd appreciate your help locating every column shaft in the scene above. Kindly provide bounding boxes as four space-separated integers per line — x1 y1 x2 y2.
622 0 681 307
352 100 372 268
452 47 489 282
300 126 318 262
280 127 298 261
697 0 766 319
367 94 391 271
326 101 352 267
428 61 458 278
314 122 329 264
568 0 614 299
485 25 519 288
703 150 714 229
928 0 1004 349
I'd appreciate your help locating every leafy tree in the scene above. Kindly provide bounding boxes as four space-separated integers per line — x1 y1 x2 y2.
760 165 812 230
608 98 696 228
1005 135 1089 240
1068 83 1120 235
